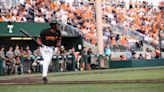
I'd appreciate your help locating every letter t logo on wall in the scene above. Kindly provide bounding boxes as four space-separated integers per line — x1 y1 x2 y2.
7 21 14 33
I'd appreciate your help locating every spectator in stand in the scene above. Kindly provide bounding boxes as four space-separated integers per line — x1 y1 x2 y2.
14 45 23 74
81 47 87 71
6 47 15 75
23 46 32 73
138 53 144 59
120 55 127 60
19 47 24 58
66 47 76 71
0 15 4 22
130 48 136 59
74 51 81 71
15 56 23 75
155 47 160 58
145 48 152 59
59 45 65 72
111 37 117 51
0 47 8 75
14 45 21 57
34 15 45 22
87 48 93 70
0 46 7 60
104 45 111 67
105 45 111 57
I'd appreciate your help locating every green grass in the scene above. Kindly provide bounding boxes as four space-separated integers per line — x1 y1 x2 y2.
49 69 164 81
0 83 164 92
1 66 164 81
0 66 164 92
0 66 164 81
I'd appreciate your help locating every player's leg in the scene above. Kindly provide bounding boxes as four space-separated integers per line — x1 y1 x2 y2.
32 57 41 66
32 46 45 66
41 46 54 84
41 58 50 83
32 46 53 83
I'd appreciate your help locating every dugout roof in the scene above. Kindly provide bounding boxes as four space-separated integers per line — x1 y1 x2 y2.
0 22 80 37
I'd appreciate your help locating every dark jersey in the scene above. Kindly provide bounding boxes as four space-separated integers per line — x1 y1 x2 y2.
40 28 61 46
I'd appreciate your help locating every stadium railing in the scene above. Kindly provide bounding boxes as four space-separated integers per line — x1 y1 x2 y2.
0 54 110 75
1 56 164 76
30 54 110 73
63 23 144 51
0 58 3 76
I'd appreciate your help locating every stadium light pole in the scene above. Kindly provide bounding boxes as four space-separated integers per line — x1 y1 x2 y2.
96 0 104 55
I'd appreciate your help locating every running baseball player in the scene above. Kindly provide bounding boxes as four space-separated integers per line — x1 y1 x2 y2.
32 20 61 84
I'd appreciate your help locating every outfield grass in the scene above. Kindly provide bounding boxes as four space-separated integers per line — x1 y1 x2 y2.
0 83 164 92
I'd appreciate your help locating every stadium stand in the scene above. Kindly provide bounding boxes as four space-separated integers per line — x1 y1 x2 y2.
0 0 163 75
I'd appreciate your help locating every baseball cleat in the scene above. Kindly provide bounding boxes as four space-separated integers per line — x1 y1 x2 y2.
32 62 37 66
42 77 48 84
32 57 40 67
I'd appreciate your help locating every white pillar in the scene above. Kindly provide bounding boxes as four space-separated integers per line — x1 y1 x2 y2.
96 0 104 54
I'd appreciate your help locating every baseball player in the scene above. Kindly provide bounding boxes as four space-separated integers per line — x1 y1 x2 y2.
32 20 61 84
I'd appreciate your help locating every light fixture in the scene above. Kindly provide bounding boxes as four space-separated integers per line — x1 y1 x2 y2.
11 37 22 40
22 37 32 40
11 37 32 40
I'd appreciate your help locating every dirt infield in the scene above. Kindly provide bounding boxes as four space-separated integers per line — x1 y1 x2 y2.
0 77 164 85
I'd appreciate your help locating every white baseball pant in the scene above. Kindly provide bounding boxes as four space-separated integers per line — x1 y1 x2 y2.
39 45 54 77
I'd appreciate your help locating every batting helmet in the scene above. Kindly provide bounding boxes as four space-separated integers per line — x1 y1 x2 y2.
50 20 60 27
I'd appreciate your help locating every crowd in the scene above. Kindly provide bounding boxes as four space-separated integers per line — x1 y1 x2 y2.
118 46 161 60
102 0 163 49
0 0 163 56
0 0 163 77
0 42 161 75
0 44 100 75
0 0 163 51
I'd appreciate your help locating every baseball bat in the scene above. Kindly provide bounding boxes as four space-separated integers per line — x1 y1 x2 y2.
19 28 37 42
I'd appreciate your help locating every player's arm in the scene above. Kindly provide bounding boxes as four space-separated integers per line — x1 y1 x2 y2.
37 36 42 46
56 39 61 47
0 55 8 61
